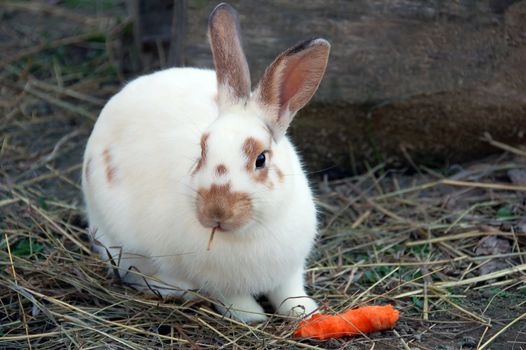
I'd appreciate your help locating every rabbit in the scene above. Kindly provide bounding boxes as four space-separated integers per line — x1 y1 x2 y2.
81 2 330 324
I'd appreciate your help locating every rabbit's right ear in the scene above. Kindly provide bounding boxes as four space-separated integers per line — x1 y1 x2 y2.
252 38 330 141
208 3 251 111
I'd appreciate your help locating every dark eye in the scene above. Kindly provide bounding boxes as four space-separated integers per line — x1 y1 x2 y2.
255 152 266 169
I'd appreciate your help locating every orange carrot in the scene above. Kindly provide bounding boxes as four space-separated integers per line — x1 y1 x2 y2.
293 305 399 340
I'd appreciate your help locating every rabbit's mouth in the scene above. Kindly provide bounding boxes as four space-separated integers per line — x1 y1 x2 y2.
197 215 250 233
214 224 225 232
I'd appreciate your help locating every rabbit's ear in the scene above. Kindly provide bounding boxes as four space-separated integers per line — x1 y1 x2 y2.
253 38 330 141
208 3 251 111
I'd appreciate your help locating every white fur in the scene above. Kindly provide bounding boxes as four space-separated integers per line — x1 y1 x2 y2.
82 68 319 323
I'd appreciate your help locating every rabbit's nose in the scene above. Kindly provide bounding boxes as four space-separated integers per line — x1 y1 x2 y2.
197 184 252 231
210 206 227 221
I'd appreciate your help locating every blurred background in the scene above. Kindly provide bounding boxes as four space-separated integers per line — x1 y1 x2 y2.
2 0 525 178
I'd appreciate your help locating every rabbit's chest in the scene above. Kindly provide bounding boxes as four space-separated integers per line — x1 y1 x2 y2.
182 235 304 295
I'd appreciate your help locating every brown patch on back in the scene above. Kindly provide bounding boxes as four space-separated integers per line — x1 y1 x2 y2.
216 164 228 176
197 183 252 231
193 133 209 174
102 148 116 184
84 158 92 183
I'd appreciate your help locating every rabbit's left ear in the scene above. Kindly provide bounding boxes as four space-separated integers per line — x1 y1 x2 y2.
208 3 251 111
253 38 330 141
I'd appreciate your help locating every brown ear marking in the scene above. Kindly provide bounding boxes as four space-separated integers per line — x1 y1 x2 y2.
208 3 251 104
259 38 329 114
256 38 330 139
193 133 210 174
102 148 116 184
216 164 228 176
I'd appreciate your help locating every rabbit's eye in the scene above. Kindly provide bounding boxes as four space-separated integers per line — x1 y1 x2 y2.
255 152 266 169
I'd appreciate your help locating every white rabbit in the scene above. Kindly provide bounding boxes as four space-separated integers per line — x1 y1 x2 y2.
82 2 330 323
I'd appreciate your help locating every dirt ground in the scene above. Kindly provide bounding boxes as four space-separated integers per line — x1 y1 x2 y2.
1 2 525 349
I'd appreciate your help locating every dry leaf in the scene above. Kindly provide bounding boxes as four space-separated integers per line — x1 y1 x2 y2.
475 236 511 256
507 169 526 186
475 235 512 276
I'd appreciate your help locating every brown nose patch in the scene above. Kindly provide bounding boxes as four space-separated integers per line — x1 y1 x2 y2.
197 183 252 230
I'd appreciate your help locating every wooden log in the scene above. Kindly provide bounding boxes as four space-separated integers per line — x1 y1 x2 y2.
133 0 526 174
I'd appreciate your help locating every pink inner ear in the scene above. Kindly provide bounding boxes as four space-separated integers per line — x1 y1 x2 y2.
255 38 329 139
278 49 326 118
279 54 309 113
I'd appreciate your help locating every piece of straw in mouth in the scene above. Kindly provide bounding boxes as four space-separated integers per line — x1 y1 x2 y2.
207 226 218 251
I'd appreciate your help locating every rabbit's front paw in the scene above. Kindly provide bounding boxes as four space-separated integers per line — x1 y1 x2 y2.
216 295 268 324
275 296 318 318
267 273 318 318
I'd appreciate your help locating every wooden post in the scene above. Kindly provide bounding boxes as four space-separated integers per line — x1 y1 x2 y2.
168 0 186 67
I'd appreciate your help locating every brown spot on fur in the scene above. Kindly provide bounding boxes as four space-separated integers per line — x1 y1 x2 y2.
254 167 269 183
84 158 92 183
243 137 273 183
242 137 264 171
102 148 116 183
276 167 285 182
216 164 228 176
197 183 252 231
193 133 209 174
